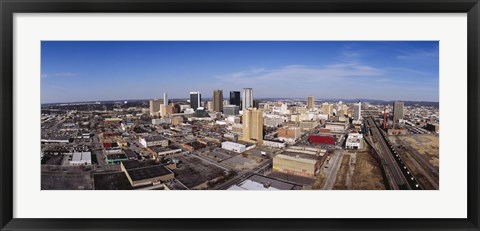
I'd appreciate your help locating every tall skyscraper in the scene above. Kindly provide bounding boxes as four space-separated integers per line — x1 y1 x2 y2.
253 100 260 109
163 92 168 106
206 101 214 111
307 96 314 109
242 108 264 144
322 103 333 116
353 102 362 120
190 92 201 110
242 88 253 110
149 98 164 116
213 89 224 112
229 91 241 106
393 101 404 122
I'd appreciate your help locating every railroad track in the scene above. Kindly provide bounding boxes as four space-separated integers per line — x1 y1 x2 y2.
366 117 421 190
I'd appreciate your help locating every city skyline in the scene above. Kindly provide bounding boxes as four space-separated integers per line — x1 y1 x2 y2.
41 41 439 103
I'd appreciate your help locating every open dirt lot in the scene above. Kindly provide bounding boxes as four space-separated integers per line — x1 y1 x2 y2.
351 148 386 190
42 170 93 190
333 155 350 190
173 155 226 189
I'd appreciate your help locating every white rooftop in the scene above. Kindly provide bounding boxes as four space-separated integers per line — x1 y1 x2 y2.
71 151 91 162
227 179 279 191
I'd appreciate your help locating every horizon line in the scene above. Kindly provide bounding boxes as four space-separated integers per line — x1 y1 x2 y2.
41 97 440 105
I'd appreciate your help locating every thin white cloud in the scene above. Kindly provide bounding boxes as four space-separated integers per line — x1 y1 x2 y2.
397 50 438 60
217 64 384 85
385 67 434 77
41 72 77 78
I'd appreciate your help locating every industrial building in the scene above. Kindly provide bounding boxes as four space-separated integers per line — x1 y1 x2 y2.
105 153 128 164
299 121 319 130
309 135 336 145
277 126 301 144
149 145 183 157
345 132 364 150
120 160 174 187
227 174 302 190
70 151 92 166
325 122 347 133
221 141 246 153
139 135 168 148
262 139 286 148
272 147 327 179
123 149 138 160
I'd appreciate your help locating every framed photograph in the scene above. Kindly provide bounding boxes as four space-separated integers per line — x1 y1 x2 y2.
1 0 479 230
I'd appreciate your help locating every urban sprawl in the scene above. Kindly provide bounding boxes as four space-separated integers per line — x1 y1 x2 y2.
41 88 439 190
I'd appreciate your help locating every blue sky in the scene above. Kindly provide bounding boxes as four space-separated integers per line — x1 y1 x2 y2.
41 41 439 103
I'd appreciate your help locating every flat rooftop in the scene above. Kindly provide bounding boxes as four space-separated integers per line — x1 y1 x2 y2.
149 145 180 153
229 174 302 190
143 135 167 142
122 160 157 170
278 151 323 162
127 164 173 182
106 153 128 160
123 149 137 159
72 151 91 162
172 155 225 189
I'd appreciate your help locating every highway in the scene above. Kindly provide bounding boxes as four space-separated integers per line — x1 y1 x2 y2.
366 116 421 190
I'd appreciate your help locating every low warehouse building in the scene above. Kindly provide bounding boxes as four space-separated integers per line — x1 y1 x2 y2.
345 133 364 150
120 160 174 187
70 151 92 166
272 147 327 179
309 135 335 145
221 141 246 153
139 135 168 148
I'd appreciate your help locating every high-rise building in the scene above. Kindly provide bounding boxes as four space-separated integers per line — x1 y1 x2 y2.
307 96 314 109
253 100 260 109
206 101 214 111
149 98 164 116
213 89 224 112
229 91 241 106
353 102 362 120
163 92 168 106
242 88 253 111
393 101 404 122
223 100 230 106
160 104 173 117
322 103 333 116
224 105 240 116
190 92 201 110
242 108 264 144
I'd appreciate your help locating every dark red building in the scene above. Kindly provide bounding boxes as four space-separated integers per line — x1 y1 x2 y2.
309 135 335 145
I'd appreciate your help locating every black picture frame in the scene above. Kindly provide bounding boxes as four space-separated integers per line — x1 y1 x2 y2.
1 0 479 230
